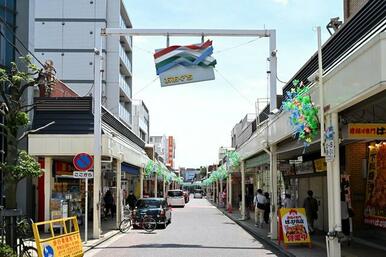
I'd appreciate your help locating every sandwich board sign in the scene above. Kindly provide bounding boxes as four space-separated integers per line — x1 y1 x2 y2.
278 208 312 248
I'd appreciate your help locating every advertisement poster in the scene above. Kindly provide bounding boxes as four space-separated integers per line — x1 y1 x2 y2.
364 143 386 228
279 208 311 244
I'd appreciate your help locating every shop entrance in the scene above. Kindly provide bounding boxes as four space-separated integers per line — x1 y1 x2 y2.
297 176 328 232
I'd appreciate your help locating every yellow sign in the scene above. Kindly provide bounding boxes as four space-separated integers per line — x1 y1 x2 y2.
314 158 327 172
279 208 311 245
32 216 83 257
348 123 386 139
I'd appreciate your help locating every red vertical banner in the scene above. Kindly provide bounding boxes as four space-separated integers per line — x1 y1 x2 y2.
38 158 45 222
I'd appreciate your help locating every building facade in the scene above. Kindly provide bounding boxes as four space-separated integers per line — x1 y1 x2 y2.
132 100 150 143
150 135 168 162
33 0 133 127
232 1 386 255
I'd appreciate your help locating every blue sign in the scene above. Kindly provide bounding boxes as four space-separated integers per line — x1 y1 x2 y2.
73 153 94 171
43 245 54 257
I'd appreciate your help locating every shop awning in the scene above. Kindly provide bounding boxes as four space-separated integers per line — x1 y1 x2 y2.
245 153 269 169
121 162 140 175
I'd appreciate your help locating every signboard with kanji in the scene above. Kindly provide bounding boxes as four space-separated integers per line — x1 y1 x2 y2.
348 123 386 139
32 216 83 257
279 208 311 246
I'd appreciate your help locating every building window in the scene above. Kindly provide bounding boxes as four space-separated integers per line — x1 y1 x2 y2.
0 0 16 67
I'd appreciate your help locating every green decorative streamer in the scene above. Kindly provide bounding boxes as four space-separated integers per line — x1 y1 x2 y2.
283 80 319 146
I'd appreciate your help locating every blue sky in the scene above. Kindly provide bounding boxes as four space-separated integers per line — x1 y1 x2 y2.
124 0 343 168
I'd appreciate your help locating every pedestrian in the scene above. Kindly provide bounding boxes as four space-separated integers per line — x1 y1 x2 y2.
303 190 318 233
264 192 270 224
283 193 295 208
103 190 114 220
253 189 267 228
126 190 137 210
340 193 352 244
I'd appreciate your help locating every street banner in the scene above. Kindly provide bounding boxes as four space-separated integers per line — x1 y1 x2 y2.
154 40 216 87
279 208 311 246
348 123 386 139
364 142 386 228
32 216 83 257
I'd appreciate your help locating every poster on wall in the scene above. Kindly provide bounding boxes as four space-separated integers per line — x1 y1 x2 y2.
279 208 311 245
295 161 314 175
364 143 386 228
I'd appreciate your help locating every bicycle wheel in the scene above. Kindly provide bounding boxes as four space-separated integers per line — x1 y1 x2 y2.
21 246 38 257
119 218 132 233
142 216 156 233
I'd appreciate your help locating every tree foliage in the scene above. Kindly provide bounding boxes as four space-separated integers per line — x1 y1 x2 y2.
0 56 55 209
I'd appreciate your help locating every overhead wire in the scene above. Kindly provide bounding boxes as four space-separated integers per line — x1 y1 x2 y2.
213 68 253 105
133 76 159 96
0 16 44 67
214 38 260 55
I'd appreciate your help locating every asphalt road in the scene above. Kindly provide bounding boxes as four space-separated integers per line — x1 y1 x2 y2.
85 197 283 257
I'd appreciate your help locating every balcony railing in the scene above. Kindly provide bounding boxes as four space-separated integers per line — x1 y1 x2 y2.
119 103 131 126
119 44 132 74
120 17 132 49
119 75 131 99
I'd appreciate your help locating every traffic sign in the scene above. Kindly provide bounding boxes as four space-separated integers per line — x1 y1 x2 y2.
73 153 93 171
73 171 94 179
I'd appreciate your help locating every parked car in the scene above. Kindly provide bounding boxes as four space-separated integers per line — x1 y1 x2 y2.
194 189 203 199
133 198 171 229
167 190 185 207
183 190 190 203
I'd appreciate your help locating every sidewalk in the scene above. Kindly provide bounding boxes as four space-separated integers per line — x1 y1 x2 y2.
80 218 120 252
213 202 386 257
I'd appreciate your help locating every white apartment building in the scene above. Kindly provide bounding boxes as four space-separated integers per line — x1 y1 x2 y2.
33 0 133 127
150 135 168 163
132 99 150 143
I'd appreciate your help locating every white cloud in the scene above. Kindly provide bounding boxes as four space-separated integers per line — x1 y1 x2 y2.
273 0 289 5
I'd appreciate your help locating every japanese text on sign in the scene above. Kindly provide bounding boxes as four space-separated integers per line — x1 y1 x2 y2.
32 216 84 257
279 208 311 245
73 171 93 179
348 123 386 139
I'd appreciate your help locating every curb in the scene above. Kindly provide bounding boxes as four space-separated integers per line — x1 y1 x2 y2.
212 203 295 257
83 230 121 253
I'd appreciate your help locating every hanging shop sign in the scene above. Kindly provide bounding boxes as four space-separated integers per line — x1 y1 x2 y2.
278 208 311 246
348 123 386 140
364 143 386 228
154 40 216 87
314 158 327 172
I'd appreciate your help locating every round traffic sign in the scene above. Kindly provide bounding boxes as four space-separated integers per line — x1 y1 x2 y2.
73 153 93 171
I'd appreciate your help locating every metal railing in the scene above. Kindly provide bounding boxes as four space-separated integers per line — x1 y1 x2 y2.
119 104 131 126
119 44 132 74
119 75 131 99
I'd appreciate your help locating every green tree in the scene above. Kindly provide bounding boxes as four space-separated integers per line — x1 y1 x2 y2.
0 56 54 209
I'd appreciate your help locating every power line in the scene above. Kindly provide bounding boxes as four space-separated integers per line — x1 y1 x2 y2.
133 76 159 96
214 38 260 55
213 68 253 105
0 17 44 67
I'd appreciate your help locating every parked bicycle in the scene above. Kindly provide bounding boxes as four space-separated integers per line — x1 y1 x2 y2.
119 205 157 233
0 207 38 257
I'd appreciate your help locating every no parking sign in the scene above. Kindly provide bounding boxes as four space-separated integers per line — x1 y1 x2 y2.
73 153 93 171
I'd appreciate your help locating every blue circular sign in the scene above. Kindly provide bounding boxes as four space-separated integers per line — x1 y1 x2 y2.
73 153 93 171
43 245 54 257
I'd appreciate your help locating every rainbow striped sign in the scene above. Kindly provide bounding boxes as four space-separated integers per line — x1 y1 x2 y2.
154 40 216 87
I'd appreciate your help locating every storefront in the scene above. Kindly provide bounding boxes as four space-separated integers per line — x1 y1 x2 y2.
339 92 386 245
276 138 329 232
28 97 149 236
